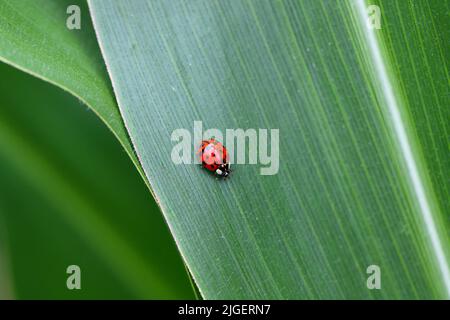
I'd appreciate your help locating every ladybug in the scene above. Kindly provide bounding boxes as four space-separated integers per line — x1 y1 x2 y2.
197 139 231 178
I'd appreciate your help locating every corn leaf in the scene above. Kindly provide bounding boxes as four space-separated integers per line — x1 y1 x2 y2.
88 0 449 298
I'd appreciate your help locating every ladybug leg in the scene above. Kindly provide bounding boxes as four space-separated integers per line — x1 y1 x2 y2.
196 142 206 155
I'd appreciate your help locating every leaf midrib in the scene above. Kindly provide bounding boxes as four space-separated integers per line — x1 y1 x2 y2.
355 0 450 297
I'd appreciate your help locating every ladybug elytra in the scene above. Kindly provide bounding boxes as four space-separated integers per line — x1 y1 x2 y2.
197 139 231 178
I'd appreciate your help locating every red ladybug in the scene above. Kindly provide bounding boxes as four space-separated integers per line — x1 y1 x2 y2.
197 139 231 178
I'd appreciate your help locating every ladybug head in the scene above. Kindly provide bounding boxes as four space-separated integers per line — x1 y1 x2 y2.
215 163 230 178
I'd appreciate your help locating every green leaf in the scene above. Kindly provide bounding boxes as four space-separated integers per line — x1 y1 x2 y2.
0 0 195 299
0 0 142 178
0 61 194 299
371 0 450 244
88 0 449 299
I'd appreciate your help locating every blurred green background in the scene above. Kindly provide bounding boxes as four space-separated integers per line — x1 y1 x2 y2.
0 61 195 299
